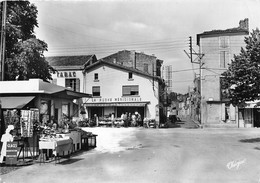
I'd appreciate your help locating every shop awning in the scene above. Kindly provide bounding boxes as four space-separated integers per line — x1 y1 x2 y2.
0 96 35 109
84 102 149 107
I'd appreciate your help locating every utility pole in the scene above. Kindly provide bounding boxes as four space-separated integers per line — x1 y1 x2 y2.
184 36 204 124
0 1 7 81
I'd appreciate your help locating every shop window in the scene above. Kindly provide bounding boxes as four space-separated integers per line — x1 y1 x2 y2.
128 72 133 80
65 78 80 92
122 85 139 96
94 73 99 81
92 86 100 97
62 103 70 118
40 100 50 124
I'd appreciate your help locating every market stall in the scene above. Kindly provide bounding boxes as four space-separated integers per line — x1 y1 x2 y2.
0 79 92 165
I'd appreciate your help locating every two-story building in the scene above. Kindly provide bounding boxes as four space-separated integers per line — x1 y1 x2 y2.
82 60 164 125
46 55 98 117
196 18 249 127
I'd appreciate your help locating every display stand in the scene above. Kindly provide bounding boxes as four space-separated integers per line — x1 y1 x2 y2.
17 137 33 163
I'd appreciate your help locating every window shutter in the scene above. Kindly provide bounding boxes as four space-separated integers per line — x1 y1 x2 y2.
76 78 80 92
131 85 139 92
123 86 130 95
65 79 70 88
93 86 100 92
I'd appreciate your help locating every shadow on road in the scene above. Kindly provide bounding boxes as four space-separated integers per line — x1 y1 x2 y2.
58 158 83 165
254 147 260 150
239 138 260 143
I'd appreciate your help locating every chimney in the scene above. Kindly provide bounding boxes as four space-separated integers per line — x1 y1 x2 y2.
130 50 136 69
239 18 249 31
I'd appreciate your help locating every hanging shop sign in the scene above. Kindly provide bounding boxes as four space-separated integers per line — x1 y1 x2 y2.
6 142 18 165
90 97 142 103
57 71 77 78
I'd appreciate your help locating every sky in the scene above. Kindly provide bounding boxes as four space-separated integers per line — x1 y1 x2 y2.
31 0 260 94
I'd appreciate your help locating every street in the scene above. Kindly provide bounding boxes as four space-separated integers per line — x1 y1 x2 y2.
2 125 260 183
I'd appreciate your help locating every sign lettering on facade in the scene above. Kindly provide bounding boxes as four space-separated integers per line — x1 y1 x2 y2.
91 97 142 103
57 71 76 78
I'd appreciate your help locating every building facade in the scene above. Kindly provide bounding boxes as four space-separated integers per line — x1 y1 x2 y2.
196 18 249 127
0 79 90 129
100 50 163 77
47 55 98 93
82 60 164 125
161 65 173 93
47 55 98 118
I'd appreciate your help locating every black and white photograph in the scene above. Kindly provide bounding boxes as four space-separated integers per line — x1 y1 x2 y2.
1 0 260 182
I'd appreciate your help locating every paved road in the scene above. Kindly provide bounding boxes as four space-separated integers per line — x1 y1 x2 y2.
1 127 260 183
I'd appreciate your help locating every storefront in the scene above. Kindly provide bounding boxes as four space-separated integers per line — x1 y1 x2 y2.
0 79 92 163
83 60 163 126
238 101 260 128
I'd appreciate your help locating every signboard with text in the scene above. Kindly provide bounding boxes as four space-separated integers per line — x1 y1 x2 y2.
6 142 18 165
90 97 142 103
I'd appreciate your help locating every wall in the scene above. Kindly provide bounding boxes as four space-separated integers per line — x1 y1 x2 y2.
52 70 84 92
102 50 158 76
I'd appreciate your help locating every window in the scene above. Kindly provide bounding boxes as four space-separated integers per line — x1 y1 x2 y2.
92 86 100 97
94 73 99 81
144 63 148 73
220 51 229 68
62 103 70 117
219 36 229 48
65 78 80 92
128 72 133 80
122 85 139 96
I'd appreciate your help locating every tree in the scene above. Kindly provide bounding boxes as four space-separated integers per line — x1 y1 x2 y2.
221 28 260 106
1 1 54 81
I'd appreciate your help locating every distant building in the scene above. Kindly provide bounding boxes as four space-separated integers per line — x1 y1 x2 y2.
196 18 249 127
161 65 173 93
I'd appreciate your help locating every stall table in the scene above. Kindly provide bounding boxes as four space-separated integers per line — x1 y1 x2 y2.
56 131 81 152
39 138 73 164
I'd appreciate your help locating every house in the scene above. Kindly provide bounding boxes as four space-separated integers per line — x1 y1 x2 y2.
82 59 165 125
196 18 249 127
46 54 98 93
47 55 98 117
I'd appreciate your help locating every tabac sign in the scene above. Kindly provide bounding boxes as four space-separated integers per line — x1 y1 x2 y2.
57 71 76 78
90 97 142 103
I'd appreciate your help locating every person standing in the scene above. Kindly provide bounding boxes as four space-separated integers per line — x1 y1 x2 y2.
94 114 99 127
123 112 128 127
111 113 115 128
0 125 14 163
